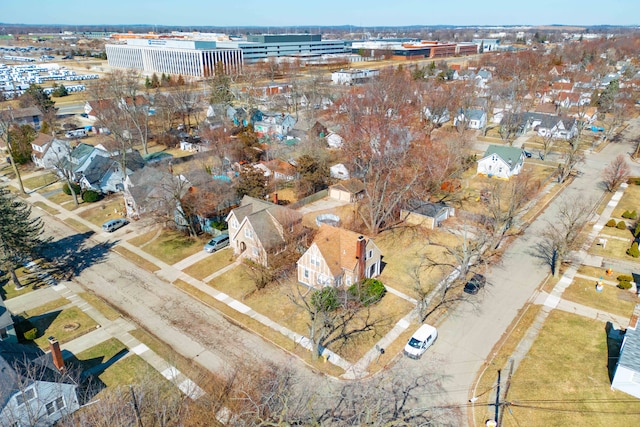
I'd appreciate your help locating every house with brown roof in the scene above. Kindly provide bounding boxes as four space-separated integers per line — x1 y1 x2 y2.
297 224 382 289
30 133 70 169
225 196 302 266
261 159 298 181
328 178 365 203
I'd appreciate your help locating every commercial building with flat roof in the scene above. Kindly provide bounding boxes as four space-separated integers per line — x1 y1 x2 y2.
105 38 243 78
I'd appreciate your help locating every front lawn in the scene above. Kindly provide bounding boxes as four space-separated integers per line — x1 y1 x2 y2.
22 172 59 190
562 277 636 319
28 307 98 349
136 229 209 265
78 197 126 227
183 248 234 280
612 180 640 218
588 236 635 262
505 311 637 427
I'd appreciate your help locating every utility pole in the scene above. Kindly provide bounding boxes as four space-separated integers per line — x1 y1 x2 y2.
498 359 514 427
494 369 501 423
130 385 144 427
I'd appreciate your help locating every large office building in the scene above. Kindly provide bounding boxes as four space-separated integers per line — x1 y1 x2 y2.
216 34 348 63
105 38 243 78
351 39 478 60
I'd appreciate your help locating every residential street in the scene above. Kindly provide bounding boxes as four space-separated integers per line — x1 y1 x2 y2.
389 117 640 422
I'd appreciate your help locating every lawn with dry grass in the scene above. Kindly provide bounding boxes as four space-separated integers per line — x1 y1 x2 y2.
138 230 209 265
301 204 357 230
376 227 458 298
63 217 92 233
29 307 98 349
206 264 414 364
612 181 640 218
78 292 121 321
504 311 636 427
22 172 59 190
182 248 234 280
78 197 126 227
33 201 60 215
562 277 636 319
599 224 634 239
588 236 635 261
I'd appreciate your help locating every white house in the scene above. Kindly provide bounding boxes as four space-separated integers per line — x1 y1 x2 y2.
0 339 80 427
330 163 350 180
611 304 640 399
253 113 296 137
477 145 525 179
326 132 344 149
454 108 487 130
30 134 70 170
331 69 379 85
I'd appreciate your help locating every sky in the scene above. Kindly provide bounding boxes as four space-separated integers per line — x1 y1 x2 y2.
1 0 638 27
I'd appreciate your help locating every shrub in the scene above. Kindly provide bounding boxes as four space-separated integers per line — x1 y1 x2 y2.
81 190 100 202
23 328 38 341
606 219 617 227
348 278 387 306
627 242 640 258
617 274 634 282
618 281 633 290
622 210 638 219
62 182 81 195
635 223 640 237
311 287 339 312
617 221 628 230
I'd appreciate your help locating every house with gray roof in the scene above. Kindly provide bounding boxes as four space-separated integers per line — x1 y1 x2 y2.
225 195 302 266
454 108 487 130
0 298 17 343
519 112 578 140
477 145 525 179
0 340 80 426
611 304 640 399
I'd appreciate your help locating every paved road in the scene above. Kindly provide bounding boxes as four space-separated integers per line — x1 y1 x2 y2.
37 214 326 387
389 117 640 423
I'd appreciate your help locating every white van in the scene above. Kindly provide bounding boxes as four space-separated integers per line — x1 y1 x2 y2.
404 324 438 359
102 218 128 233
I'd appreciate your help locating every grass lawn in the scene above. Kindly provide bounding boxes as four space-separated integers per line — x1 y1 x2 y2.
78 292 121 321
33 201 60 215
63 217 92 233
473 304 542 426
97 354 168 388
504 311 637 427
19 297 70 317
1 276 35 300
588 236 635 262
78 197 126 227
207 265 414 364
22 172 59 190
138 230 210 265
599 225 634 239
183 249 234 280
127 228 159 247
375 226 457 297
113 247 160 272
174 279 346 377
612 180 640 218
129 328 214 384
562 277 636 319
301 204 357 230
30 307 98 349
72 337 127 372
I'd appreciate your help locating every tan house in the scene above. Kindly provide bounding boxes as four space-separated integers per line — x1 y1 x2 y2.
226 195 302 266
328 178 365 203
297 224 382 289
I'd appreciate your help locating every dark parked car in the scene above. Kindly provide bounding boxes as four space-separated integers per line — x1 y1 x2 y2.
464 273 486 295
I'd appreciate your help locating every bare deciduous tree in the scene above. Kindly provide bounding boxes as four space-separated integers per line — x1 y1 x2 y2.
603 154 630 192
557 137 585 184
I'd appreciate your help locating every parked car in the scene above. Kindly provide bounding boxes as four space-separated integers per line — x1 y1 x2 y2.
203 233 229 253
102 218 128 233
404 324 438 359
464 273 486 295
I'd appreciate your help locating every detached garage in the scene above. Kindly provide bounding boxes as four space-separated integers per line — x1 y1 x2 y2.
329 178 365 203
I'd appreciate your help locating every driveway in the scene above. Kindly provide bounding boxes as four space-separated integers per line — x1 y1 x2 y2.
391 117 640 422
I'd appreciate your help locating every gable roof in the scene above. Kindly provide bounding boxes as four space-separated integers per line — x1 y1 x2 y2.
0 107 42 122
231 196 302 249
30 133 54 148
82 155 114 184
0 341 74 409
482 145 523 171
406 200 450 218
313 224 367 277
618 304 640 374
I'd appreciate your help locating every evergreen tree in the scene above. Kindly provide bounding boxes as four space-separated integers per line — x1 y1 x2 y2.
177 74 185 86
236 166 268 199
0 188 46 288
51 83 68 97
209 62 234 105
19 84 56 114
151 73 160 88
144 76 152 89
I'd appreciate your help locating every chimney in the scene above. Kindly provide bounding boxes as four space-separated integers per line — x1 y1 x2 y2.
273 192 278 205
356 236 366 281
48 337 65 372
